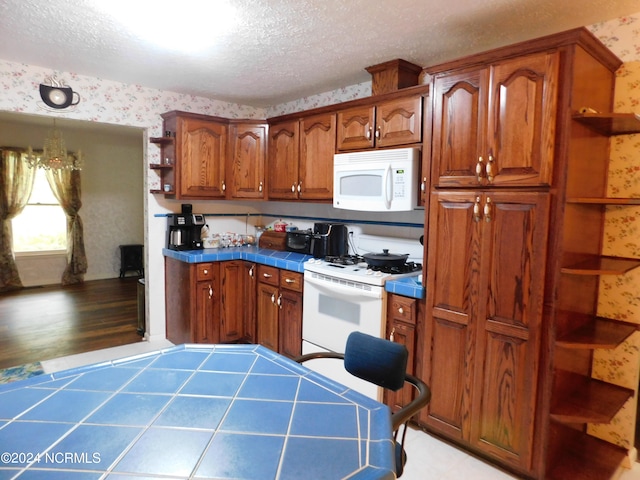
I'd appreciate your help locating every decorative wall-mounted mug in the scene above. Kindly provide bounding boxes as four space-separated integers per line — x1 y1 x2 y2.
39 77 80 109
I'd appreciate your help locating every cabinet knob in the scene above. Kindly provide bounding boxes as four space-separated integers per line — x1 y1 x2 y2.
484 197 492 222
366 127 372 140
291 184 296 193
375 125 381 139
476 156 484 183
222 181 226 191
421 177 426 192
473 196 482 222
277 294 282 308
398 307 404 314
259 181 263 192
297 182 301 193
285 278 295 284
263 272 272 279
203 269 208 275
389 327 395 342
271 293 276 304
208 285 213 298
486 154 495 183
249 266 254 278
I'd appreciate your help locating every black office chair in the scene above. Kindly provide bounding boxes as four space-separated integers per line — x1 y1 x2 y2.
295 331 431 477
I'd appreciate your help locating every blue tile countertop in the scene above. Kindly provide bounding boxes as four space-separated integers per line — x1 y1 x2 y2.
0 344 395 479
164 247 426 299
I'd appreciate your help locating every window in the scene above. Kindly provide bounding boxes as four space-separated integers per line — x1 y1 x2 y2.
12 169 67 253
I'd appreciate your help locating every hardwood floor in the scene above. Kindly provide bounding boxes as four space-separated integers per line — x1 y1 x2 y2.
0 277 143 369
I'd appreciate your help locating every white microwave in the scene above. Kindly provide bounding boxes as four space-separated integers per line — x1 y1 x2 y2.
333 147 419 212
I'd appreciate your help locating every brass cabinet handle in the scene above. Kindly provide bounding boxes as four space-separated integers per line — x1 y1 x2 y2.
277 294 282 309
366 127 372 140
208 285 213 298
263 272 272 279
270 293 276 304
297 182 301 193
375 126 381 139
486 154 495 183
484 197 492 222
285 278 295 284
473 196 482 222
248 266 254 278
291 183 296 192
476 156 484 182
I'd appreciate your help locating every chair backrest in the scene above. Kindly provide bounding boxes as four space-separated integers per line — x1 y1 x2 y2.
343 331 408 391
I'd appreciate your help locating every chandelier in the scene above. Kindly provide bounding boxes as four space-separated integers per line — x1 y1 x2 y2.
26 120 83 170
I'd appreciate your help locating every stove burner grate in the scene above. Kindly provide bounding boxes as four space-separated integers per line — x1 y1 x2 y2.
368 262 423 275
324 255 364 265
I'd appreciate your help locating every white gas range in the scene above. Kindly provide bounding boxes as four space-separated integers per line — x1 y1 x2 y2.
301 234 424 400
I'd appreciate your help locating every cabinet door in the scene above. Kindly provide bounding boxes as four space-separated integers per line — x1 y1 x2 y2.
299 113 336 200
470 191 549 470
385 294 417 413
219 261 245 342
256 282 279 352
268 120 299 199
375 96 422 148
431 68 488 187
420 191 481 439
178 117 227 198
242 262 257 343
279 288 303 359
487 52 558 187
194 263 220 344
336 105 375 151
229 123 266 199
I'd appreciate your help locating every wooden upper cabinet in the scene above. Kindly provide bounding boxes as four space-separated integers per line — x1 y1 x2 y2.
431 51 559 188
268 114 335 201
229 122 267 199
177 115 227 198
337 95 422 151
336 105 375 150
299 113 336 200
268 120 300 200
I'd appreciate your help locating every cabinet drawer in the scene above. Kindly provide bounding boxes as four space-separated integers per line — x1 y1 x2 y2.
388 295 416 325
280 271 303 293
196 263 215 281
258 265 280 286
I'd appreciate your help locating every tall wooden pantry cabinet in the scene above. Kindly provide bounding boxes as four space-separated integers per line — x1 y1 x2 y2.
419 28 638 479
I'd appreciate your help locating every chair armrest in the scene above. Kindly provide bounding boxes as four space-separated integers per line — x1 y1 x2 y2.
294 352 345 363
391 373 432 431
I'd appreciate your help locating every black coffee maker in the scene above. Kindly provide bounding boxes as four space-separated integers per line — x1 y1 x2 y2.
166 204 205 251
311 223 348 258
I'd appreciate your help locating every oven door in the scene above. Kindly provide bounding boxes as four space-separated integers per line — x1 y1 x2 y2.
302 270 386 400
302 271 385 352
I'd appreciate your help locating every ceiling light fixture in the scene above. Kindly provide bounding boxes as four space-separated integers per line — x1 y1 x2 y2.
26 119 83 170
93 0 238 53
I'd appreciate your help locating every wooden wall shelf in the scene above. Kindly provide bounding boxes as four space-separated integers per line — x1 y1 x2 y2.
556 314 637 349
573 112 640 136
567 197 640 205
561 255 640 275
547 424 628 480
149 136 175 145
550 370 633 424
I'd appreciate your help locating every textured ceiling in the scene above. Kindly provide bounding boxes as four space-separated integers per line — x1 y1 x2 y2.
1 0 639 107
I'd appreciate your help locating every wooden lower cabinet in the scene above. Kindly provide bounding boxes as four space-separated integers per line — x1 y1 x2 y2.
385 294 419 413
165 257 220 344
256 265 303 357
166 258 258 345
420 190 550 475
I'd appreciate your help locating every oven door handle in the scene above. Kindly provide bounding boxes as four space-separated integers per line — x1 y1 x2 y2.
304 274 383 300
